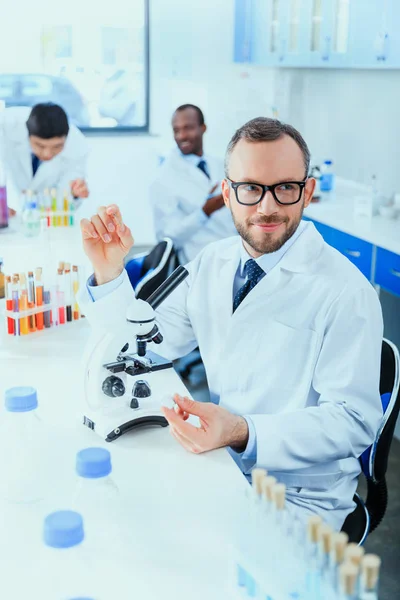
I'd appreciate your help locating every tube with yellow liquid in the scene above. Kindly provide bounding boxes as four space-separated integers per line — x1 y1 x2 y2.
63 190 69 227
18 273 29 335
51 188 58 227
72 265 80 319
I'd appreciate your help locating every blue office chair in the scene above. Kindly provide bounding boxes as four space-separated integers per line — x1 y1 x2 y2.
125 237 179 300
342 338 400 544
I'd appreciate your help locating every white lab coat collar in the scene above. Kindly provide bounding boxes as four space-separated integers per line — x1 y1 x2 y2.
220 221 324 274
238 219 308 277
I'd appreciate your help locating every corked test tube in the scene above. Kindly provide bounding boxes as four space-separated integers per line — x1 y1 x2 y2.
345 543 365 568
272 482 286 512
339 561 359 599
261 476 277 505
72 265 80 320
331 532 349 591
18 273 29 335
320 524 334 572
251 468 267 497
360 554 381 598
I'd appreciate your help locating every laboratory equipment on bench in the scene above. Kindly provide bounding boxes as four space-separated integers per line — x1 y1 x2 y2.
83 265 189 442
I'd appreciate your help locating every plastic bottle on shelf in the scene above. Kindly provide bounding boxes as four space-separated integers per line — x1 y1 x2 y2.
320 160 335 192
22 194 41 237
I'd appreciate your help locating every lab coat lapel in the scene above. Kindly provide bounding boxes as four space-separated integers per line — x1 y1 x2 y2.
216 241 241 322
13 140 32 190
231 223 323 314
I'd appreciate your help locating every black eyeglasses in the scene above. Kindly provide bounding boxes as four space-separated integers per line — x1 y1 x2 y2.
227 177 308 206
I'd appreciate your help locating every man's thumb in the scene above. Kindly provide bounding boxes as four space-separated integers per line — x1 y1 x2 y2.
174 395 206 417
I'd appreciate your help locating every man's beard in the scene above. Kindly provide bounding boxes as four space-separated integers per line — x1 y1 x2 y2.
231 206 304 254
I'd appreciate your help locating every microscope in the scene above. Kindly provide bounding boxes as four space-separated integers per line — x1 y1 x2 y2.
83 266 190 442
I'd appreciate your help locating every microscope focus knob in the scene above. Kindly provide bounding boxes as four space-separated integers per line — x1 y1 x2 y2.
102 376 125 398
132 380 151 398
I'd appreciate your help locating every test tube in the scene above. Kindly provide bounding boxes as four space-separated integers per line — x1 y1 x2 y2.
43 188 51 227
43 290 51 328
69 200 75 226
50 285 59 327
305 515 323 599
27 271 36 333
51 187 57 227
63 190 69 227
330 532 349 592
18 273 29 335
64 263 72 322
57 268 66 325
72 265 80 320
360 554 381 599
6 276 14 335
338 561 359 600
35 268 44 330
11 275 19 336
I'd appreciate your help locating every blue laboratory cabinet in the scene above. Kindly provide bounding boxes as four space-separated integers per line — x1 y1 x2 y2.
233 0 400 69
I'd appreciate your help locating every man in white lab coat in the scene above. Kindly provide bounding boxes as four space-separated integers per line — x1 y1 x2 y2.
80 117 383 529
0 103 89 212
149 104 237 263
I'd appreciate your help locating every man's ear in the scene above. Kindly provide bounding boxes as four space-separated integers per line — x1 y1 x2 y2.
201 124 207 135
303 177 316 208
222 179 231 209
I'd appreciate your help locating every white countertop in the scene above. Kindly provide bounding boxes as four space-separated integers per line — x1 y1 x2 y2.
304 179 400 255
0 320 247 600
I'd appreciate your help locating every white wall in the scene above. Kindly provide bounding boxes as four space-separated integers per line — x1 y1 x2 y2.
83 0 276 246
276 68 400 198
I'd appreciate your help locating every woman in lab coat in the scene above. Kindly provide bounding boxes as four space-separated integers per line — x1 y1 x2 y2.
79 117 383 530
0 104 89 211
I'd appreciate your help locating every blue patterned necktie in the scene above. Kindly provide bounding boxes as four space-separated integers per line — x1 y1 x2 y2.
233 259 265 312
197 159 210 179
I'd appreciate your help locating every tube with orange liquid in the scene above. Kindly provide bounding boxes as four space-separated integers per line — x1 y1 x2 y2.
35 268 44 330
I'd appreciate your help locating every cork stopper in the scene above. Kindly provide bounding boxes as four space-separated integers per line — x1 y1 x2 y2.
72 265 78 272
28 271 33 277
57 268 64 276
251 468 267 495
58 261 65 271
272 483 286 511
35 267 42 282
345 543 365 567
361 554 381 590
332 532 349 564
19 273 26 285
12 274 18 285
320 524 333 554
65 262 71 271
307 515 322 543
339 562 359 596
261 476 277 501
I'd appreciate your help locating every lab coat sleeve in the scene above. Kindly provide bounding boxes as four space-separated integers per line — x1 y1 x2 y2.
78 269 198 361
234 286 383 472
149 180 208 248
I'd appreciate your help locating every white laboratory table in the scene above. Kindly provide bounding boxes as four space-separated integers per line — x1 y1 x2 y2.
0 319 248 600
304 179 400 255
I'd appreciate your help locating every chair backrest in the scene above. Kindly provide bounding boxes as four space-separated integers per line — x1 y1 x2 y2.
360 338 400 482
125 238 180 301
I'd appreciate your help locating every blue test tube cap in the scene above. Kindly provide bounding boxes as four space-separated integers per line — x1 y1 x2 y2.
76 447 112 479
5 386 38 412
44 510 84 549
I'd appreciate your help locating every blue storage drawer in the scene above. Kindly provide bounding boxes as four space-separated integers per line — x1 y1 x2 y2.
331 229 373 279
375 247 400 297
